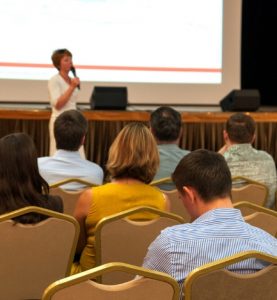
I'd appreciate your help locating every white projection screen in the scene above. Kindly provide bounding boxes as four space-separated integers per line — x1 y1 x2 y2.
0 0 242 105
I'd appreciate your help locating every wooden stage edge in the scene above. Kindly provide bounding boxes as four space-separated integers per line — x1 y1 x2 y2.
1 108 277 123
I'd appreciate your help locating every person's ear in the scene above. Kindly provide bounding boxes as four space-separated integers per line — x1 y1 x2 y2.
251 133 256 144
80 135 85 146
182 186 196 204
223 129 229 142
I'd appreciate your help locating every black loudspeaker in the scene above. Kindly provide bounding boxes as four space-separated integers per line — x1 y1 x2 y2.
90 86 128 110
220 89 260 112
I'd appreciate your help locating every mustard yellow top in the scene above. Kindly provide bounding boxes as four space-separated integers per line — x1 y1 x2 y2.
71 182 166 274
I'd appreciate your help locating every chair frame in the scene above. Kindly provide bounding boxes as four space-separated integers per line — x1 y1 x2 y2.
233 201 277 217
42 262 180 300
49 177 99 189
0 206 80 276
150 177 172 186
231 176 268 206
234 201 277 237
50 178 99 215
95 206 184 268
184 251 277 300
159 188 191 222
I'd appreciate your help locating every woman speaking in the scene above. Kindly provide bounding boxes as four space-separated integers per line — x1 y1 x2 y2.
48 49 81 156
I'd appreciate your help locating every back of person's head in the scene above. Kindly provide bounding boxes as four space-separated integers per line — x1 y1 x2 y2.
54 110 88 151
226 112 256 143
172 149 232 202
107 122 159 183
0 132 49 218
150 106 182 142
51 48 72 70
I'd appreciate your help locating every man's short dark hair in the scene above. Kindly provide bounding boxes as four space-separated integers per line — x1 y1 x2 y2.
226 113 256 143
54 110 88 151
150 106 182 142
172 149 232 202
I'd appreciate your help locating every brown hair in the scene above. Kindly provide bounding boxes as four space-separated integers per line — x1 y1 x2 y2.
0 133 51 222
54 110 88 151
51 48 72 70
226 112 256 143
172 149 232 202
107 122 159 183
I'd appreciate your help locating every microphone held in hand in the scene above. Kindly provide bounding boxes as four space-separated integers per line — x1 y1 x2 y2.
71 66 80 90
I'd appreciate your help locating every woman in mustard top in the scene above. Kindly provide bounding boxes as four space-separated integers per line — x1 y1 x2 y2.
72 122 169 274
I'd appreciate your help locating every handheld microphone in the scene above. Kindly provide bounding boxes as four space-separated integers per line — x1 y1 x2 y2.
71 66 80 90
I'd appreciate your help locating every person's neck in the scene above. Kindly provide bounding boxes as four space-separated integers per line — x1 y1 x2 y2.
156 139 179 145
198 197 233 216
111 178 143 184
59 70 70 82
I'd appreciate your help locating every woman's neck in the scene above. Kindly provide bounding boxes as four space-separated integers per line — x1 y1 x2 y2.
111 178 143 184
59 71 71 84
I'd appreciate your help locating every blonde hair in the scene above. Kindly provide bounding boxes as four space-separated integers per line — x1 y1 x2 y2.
107 122 159 183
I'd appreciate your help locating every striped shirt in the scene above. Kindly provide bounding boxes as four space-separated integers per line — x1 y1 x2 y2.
143 208 277 292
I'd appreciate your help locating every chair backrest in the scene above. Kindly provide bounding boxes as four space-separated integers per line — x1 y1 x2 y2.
231 176 268 206
0 206 79 300
161 189 191 222
50 178 98 215
150 177 172 186
49 187 83 216
95 206 184 284
234 201 277 237
42 262 180 300
150 177 176 190
184 251 277 300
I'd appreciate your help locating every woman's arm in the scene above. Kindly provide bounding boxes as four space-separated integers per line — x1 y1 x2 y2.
48 76 80 110
54 78 80 110
73 188 92 254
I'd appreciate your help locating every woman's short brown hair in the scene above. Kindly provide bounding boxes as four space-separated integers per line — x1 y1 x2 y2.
106 122 159 183
51 48 72 70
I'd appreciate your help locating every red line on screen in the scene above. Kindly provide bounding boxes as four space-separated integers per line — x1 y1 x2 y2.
0 62 221 73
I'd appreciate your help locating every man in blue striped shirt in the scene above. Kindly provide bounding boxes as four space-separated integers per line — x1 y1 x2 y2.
143 149 277 293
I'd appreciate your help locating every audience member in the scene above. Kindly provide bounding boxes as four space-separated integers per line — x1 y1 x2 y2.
143 149 277 295
218 112 277 208
0 133 63 223
38 110 103 190
71 122 169 274
150 106 190 190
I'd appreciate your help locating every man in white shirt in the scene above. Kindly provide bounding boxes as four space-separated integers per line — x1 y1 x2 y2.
38 109 104 190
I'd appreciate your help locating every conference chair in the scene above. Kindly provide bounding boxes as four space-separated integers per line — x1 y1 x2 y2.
150 177 176 191
234 201 277 237
95 206 184 284
184 251 277 300
0 206 79 300
150 177 172 186
50 178 99 216
231 176 268 206
161 189 191 222
42 262 180 300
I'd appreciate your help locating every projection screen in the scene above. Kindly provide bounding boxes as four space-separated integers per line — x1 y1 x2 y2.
0 0 242 105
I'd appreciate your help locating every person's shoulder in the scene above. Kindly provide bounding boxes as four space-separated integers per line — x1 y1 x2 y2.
49 73 60 81
81 159 104 175
180 148 190 155
159 222 192 240
247 222 277 244
38 156 52 165
255 148 275 161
